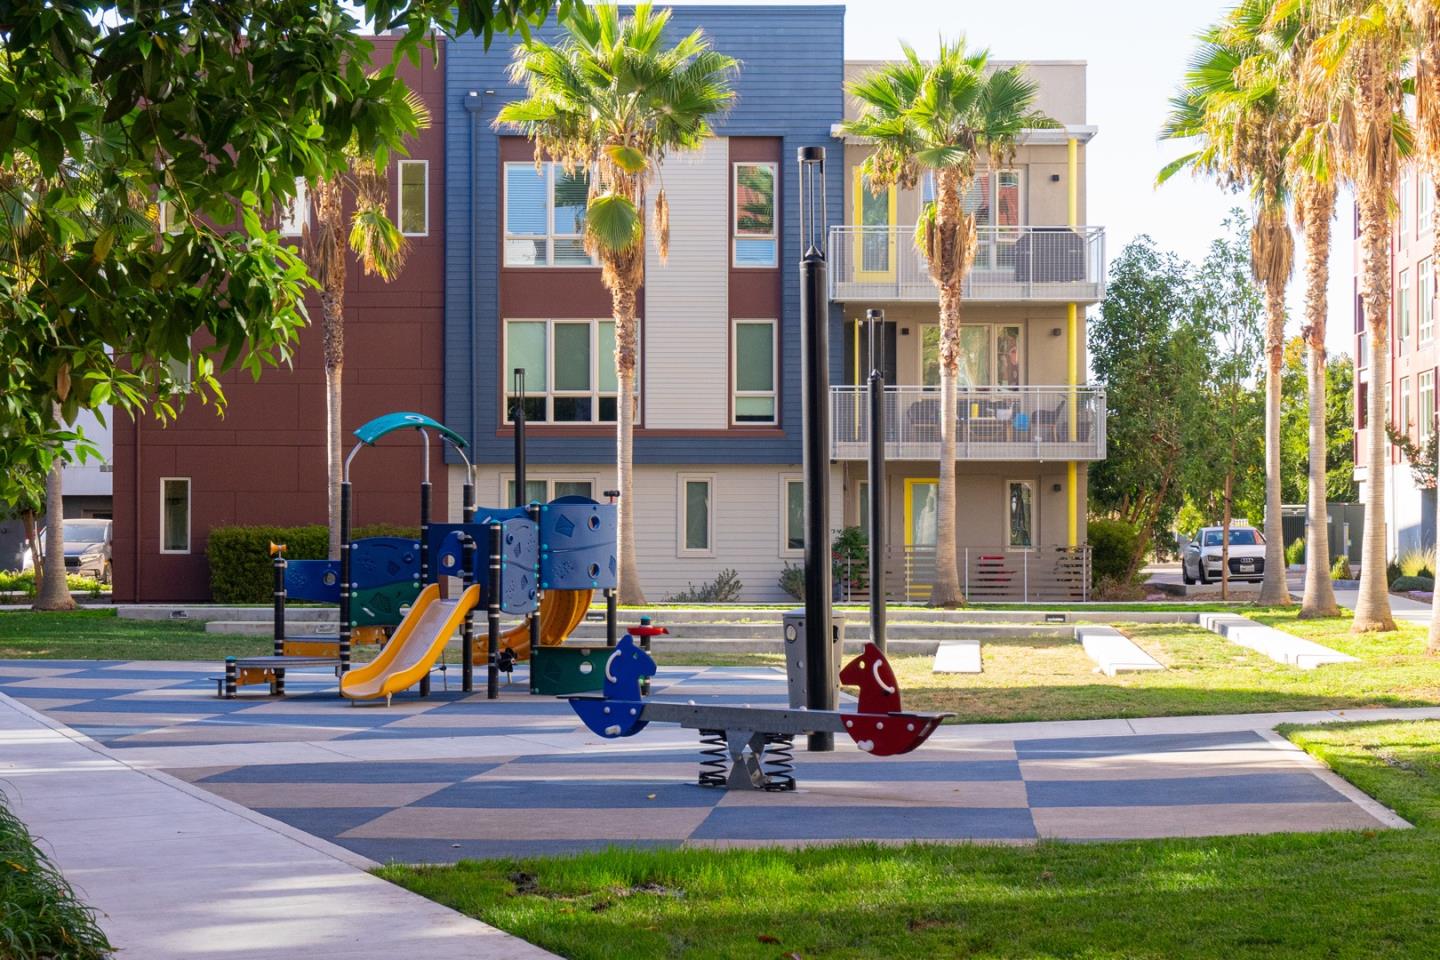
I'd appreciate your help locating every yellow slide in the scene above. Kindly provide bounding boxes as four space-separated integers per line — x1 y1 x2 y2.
498 589 593 659
340 583 481 702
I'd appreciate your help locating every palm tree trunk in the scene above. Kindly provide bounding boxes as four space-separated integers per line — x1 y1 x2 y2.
613 283 645 605
929 169 965 607
1353 56 1397 631
35 458 75 611
1300 184 1339 618
1259 285 1291 606
22 510 41 596
323 289 344 562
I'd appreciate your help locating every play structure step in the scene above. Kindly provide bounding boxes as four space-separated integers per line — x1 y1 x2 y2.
1196 613 1358 669
1077 626 1164 676
932 640 982 673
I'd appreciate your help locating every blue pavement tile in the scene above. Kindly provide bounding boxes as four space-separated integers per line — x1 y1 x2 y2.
253 806 396 840
70 725 160 741
795 760 1022 783
335 726 577 741
216 711 400 728
692 805 1037 841
1015 730 1268 760
1025 773 1348 808
512 750 702 765
412 780 723 809
0 659 126 670
199 761 504 784
645 694 796 706
0 686 167 701
31 667 204 682
51 698 265 715
341 838 682 864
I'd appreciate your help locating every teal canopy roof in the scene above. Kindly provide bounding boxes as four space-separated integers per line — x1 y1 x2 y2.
353 412 467 449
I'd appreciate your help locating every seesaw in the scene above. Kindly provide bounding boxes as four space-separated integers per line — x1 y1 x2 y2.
568 628 953 791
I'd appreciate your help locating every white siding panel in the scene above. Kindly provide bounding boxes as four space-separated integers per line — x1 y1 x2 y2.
643 137 729 429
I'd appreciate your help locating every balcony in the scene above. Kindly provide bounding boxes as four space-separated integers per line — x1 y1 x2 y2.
828 225 1106 304
830 384 1107 462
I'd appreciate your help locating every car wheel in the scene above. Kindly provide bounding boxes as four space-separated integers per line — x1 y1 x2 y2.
1197 562 1208 585
1182 559 1194 585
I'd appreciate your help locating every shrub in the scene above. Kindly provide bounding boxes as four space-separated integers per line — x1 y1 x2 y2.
1087 518 1138 588
1285 538 1306 567
665 569 743 603
1386 559 1402 586
207 524 422 603
0 792 112 959
1094 575 1148 601
831 526 869 596
778 562 805 601
0 570 104 599
1397 548 1436 580
1390 575 1435 594
1331 555 1354 580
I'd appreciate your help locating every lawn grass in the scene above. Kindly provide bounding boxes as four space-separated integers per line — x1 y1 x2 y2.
0 609 269 660
378 720 1440 960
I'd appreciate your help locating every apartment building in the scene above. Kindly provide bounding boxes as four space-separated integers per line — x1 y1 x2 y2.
1358 164 1438 556
110 39 447 601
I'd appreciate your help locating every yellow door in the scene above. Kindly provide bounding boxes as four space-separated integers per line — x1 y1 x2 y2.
853 168 896 282
903 478 938 601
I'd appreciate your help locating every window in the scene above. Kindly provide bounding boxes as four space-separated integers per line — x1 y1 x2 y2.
503 162 593 266
505 478 595 505
1422 260 1436 345
1400 169 1412 248
398 160 428 236
732 319 777 424
1359 381 1369 429
1007 480 1033 550
156 198 184 235
857 481 870 538
504 319 624 423
1399 269 1412 348
783 479 804 553
922 324 1021 387
1401 376 1412 438
679 476 713 554
1202 528 1261 547
1421 174 1434 234
278 178 308 236
165 355 192 394
160 478 190 554
1422 371 1435 445
733 162 777 267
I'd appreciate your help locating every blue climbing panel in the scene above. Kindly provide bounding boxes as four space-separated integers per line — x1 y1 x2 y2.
350 537 422 591
539 498 618 591
285 560 340 603
423 519 539 615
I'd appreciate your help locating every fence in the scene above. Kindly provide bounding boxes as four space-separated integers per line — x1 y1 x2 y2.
834 544 1091 603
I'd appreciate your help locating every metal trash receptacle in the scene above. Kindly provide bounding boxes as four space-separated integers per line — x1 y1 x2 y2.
783 610 845 708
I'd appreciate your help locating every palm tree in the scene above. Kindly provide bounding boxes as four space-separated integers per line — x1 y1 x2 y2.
496 3 737 604
843 40 1055 607
1307 0 1415 632
1160 2 1294 608
300 98 428 560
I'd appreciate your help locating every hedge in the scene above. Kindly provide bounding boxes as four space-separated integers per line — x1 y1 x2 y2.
206 524 419 603
1087 518 1139 588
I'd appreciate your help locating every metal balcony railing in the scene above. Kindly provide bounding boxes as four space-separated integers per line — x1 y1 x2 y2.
828 225 1106 303
833 545 1092 603
830 384 1107 462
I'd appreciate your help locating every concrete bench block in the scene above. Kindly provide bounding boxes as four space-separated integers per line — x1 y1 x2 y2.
932 640 982 674
1196 614 1357 669
1077 626 1164 677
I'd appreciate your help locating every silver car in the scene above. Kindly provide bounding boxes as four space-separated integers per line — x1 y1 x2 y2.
22 519 113 583
1182 525 1266 585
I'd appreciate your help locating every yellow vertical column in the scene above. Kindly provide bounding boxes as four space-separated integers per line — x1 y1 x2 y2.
1066 136 1079 548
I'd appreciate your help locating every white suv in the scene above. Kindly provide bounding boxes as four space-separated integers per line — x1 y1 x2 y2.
1182 526 1265 585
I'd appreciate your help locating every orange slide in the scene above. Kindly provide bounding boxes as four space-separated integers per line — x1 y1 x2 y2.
498 589 593 659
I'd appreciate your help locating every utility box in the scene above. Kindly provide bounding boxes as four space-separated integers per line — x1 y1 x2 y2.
783 610 846 709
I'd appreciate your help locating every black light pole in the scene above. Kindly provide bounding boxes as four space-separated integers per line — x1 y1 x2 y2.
798 146 835 752
867 308 888 654
513 368 527 505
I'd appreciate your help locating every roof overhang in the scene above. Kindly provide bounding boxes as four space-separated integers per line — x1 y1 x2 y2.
829 123 1097 146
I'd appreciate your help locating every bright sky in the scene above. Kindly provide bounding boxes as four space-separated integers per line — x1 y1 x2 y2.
707 0 1358 358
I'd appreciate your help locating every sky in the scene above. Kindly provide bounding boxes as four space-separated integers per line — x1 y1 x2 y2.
702 0 1358 358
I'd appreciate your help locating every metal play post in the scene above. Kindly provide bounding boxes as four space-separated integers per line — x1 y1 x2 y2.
461 480 476 692
271 543 287 693
797 145 836 752
487 521 502 699
867 308 888 654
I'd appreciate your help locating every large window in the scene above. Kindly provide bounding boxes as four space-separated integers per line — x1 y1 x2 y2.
160 478 190 554
732 319 777 424
1400 169 1412 247
733 162 777 267
398 160 428 236
1007 480 1033 550
504 319 623 423
504 162 594 266
1399 269 1412 349
1401 376 1412 439
679 476 713 555
505 478 595 505
1421 173 1434 234
1422 260 1436 345
922 323 1024 387
783 478 804 554
1422 371 1436 445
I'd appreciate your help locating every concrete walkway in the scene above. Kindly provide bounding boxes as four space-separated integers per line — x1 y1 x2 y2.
0 694 558 960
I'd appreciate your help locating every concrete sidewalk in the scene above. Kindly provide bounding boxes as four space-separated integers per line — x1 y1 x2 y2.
0 694 557 960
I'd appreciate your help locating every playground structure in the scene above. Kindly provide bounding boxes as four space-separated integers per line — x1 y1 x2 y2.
221 411 622 701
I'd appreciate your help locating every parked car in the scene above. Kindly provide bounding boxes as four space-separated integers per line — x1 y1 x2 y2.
1182 525 1265 585
21 519 113 583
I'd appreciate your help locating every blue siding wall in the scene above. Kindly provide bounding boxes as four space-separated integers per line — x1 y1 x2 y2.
444 4 845 466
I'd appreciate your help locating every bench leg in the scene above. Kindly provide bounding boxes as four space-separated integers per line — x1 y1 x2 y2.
271 668 285 697
223 658 237 699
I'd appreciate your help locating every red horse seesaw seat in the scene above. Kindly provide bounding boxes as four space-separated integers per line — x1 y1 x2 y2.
568 630 953 790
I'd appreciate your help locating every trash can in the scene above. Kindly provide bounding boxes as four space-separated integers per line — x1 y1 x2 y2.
783 610 845 709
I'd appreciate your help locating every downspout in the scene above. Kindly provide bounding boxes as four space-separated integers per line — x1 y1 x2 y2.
465 90 485 511
1066 136 1079 549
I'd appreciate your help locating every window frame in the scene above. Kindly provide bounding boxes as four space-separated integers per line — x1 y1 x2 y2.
159 477 191 555
278 178 308 237
1400 268 1412 348
1421 371 1436 446
502 161 597 268
1400 168 1412 247
732 161 778 268
1005 479 1035 552
397 159 429 237
921 322 1026 387
731 317 779 426
501 476 598 506
678 474 715 557
780 476 804 557
1421 259 1436 345
502 318 628 425
1420 172 1434 235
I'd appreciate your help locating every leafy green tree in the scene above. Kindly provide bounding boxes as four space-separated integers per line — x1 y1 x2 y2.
496 2 738 605
843 39 1055 606
1089 237 1206 578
